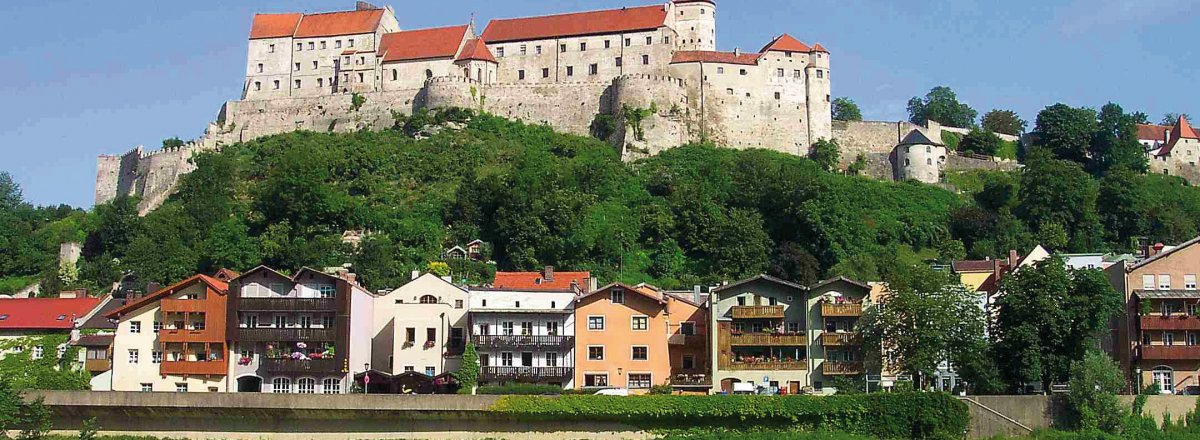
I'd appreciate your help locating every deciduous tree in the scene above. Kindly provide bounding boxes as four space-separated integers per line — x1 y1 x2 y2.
1033 103 1098 165
832 97 863 122
907 86 978 128
981 109 1027 136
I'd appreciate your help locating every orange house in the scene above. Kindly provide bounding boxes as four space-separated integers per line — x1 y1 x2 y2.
574 283 674 390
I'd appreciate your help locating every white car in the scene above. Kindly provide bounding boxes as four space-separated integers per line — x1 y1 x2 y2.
593 388 630 396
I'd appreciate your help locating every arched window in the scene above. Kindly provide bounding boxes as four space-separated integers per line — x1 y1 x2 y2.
476 68 482 81
420 295 438 304
271 377 291 393
425 69 433 79
296 377 316 394
392 69 397 81
1152 366 1175 394
322 378 341 394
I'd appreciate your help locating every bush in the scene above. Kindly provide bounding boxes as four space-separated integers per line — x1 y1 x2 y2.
490 393 968 439
649 383 674 395
477 384 566 395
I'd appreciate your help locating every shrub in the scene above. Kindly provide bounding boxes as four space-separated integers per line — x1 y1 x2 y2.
477 384 566 395
649 383 674 395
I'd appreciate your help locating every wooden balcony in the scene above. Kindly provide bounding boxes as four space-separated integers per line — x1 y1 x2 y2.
1140 315 1200 331
821 332 861 346
668 333 708 346
821 303 863 317
1140 345 1200 360
481 366 572 381
669 369 711 386
84 358 111 373
731 305 785 319
238 297 336 312
822 361 864 375
160 360 227 376
725 360 808 371
262 358 342 374
158 328 222 343
729 332 808 346
472 335 573 350
160 299 210 313
236 327 336 342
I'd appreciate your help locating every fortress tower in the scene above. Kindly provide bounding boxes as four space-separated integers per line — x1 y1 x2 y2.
669 0 717 51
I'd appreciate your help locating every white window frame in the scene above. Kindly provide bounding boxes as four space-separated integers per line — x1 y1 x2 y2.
128 349 139 364
631 345 649 361
611 289 625 304
322 378 341 394
584 373 609 388
130 321 141 334
631 315 649 331
587 345 605 361
272 377 292 394
588 315 605 331
1160 275 1172 290
627 373 653 389
296 377 316 394
1186 275 1197 290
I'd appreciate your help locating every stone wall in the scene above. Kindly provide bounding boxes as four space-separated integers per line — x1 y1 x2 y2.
945 152 1021 174
831 120 922 167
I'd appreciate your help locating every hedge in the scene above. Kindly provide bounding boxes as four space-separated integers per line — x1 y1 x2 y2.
490 392 968 440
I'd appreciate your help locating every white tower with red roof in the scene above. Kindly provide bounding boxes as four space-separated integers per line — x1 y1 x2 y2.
670 0 717 51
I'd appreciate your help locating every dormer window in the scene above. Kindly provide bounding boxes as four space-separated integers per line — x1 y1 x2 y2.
534 278 543 285
0 314 8 320
611 289 625 304
57 314 67 321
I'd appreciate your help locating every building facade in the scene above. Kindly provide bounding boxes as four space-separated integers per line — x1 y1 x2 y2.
469 288 576 388
371 273 468 383
574 283 673 391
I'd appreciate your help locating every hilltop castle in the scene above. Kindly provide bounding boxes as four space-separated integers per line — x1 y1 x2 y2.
96 1 1012 214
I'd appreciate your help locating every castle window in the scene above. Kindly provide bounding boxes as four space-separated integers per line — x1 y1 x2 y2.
580 42 587 51
717 67 724 74
320 41 327 50
358 72 364 82
589 64 598 75
726 88 734 95
625 38 631 47
269 44 275 53
358 56 365 65
739 69 747 75
312 61 318 70
336 40 342 49
497 47 505 57
663 36 670 44
777 68 785 77
297 42 303 51
542 68 550 78
294 62 300 71
642 55 650 65
391 70 397 81
257 63 263 73
817 70 825 78
520 45 527 55
927 158 933 166
745 92 751 97
826 94 831 102
605 40 611 49
348 39 354 48
926 146 931 153
536 45 542 55
905 159 910 167
318 78 324 88
566 66 574 76
519 70 526 80
775 92 781 100
794 70 802 78
254 81 261 91
294 79 301 89
615 57 623 67
786 51 793 57
701 8 707 14
308 42 314 50
425 69 433 79
273 80 280 90
646 36 653 45
560 44 567 53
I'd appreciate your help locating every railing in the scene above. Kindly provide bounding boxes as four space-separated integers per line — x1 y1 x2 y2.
821 332 861 346
729 332 807 346
160 360 227 376
1139 345 1200 360
822 361 864 375
668 334 707 346
261 358 342 374
472 335 573 349
722 357 808 371
481 366 572 381
670 369 711 386
731 305 785 319
160 299 210 313
238 297 336 312
236 327 336 342
1140 315 1200 331
821 303 863 317
84 359 111 372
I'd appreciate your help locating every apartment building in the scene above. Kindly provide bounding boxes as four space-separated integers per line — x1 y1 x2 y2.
575 283 674 391
469 288 576 388
105 274 230 392
662 288 710 394
370 273 468 392
226 267 374 394
808 277 872 389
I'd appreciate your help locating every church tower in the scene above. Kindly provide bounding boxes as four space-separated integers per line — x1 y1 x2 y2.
670 0 716 51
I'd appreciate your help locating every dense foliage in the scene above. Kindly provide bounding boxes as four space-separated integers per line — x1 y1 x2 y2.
981 109 1028 136
908 86 978 128
832 97 863 122
0 335 91 391
491 393 969 440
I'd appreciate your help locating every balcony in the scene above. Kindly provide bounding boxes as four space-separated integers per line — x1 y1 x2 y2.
731 305 785 319
668 333 707 346
822 361 864 376
160 360 227 376
725 359 808 371
84 358 111 373
472 335 573 350
160 299 209 313
236 327 336 342
262 357 342 374
670 368 711 386
1140 345 1200 360
821 303 863 317
238 297 336 312
1141 315 1200 331
158 328 221 343
729 332 807 346
821 332 861 346
481 366 572 381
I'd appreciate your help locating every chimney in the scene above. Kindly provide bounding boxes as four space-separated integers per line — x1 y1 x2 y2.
1009 249 1019 267
543 266 555 282
1149 243 1166 258
1165 129 1171 144
58 290 78 299
411 270 421 281
693 285 702 304
733 47 741 56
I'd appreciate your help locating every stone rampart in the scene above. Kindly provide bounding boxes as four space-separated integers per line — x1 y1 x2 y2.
480 81 614 136
612 74 695 160
832 120 921 167
945 152 1021 173
425 76 482 110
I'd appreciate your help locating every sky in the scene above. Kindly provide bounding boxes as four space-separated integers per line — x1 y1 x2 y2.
1 0 1197 208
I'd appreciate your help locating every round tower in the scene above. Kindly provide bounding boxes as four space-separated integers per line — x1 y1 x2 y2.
670 0 717 52
805 44 832 144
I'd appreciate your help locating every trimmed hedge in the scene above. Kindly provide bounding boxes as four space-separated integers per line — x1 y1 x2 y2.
490 392 968 440
477 384 567 395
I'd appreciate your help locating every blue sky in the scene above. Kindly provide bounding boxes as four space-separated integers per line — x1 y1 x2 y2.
1 0 1197 208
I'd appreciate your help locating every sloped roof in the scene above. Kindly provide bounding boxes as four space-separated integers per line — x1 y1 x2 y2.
898 129 943 146
953 260 998 273
0 297 102 330
759 34 811 53
294 9 385 38
1130 236 1200 271
1159 117 1200 157
1137 124 1172 142
79 296 122 330
492 271 591 290
457 38 497 63
482 5 668 43
712 274 807 294
671 50 760 66
249 13 303 39
811 43 829 53
378 25 469 63
73 334 115 347
584 282 666 304
809 276 872 291
106 274 228 319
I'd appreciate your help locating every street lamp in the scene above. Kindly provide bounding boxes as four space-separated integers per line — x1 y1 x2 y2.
364 362 371 395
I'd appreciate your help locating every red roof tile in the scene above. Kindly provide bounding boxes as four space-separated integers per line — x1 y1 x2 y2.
378 25 469 63
671 50 760 65
250 13 303 40
294 9 385 39
811 43 829 53
492 271 591 290
482 5 668 43
953 260 998 272
106 274 228 319
1159 117 1199 157
0 297 101 330
457 38 497 63
1137 124 1172 142
759 34 811 53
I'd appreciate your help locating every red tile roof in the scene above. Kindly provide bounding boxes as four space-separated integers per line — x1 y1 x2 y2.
760 34 812 53
249 13 303 40
378 25 469 63
953 260 998 272
492 270 591 290
811 43 829 53
106 274 229 319
1159 117 1199 157
481 5 668 43
1137 124 1171 142
0 297 102 330
457 38 497 63
294 9 385 39
671 50 760 65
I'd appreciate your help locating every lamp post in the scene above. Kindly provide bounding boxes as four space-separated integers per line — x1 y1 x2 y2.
364 362 371 395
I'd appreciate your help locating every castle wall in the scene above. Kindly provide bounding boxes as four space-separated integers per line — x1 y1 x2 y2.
612 74 694 159
95 155 122 206
667 0 717 51
244 36 295 100
486 29 674 85
944 153 1020 174
480 81 614 136
832 120 921 166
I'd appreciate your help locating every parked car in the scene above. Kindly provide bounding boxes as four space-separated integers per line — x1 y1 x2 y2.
594 388 630 396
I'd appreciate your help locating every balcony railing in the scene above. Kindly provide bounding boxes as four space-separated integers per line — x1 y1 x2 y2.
822 361 864 375
1140 345 1200 360
731 305 786 319
472 335 573 350
1140 315 1200 331
160 299 210 313
670 368 711 386
238 297 336 312
821 303 863 317
729 332 807 346
158 328 221 343
262 357 342 374
236 327 336 342
160 360 227 376
481 366 572 381
821 332 861 346
721 354 807 371
84 358 111 373
668 334 707 346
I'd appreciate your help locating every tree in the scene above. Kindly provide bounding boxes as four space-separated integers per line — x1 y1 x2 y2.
0 171 22 211
1090 103 1148 175
1162 113 1192 126
907 86 978 128
426 261 451 277
981 109 1027 136
767 242 821 286
456 342 480 394
1016 151 1103 252
809 139 840 172
1033 104 1098 164
832 97 863 121
860 265 986 390
1098 169 1149 245
1066 350 1126 433
161 137 186 149
1131 112 1150 125
958 129 1004 156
